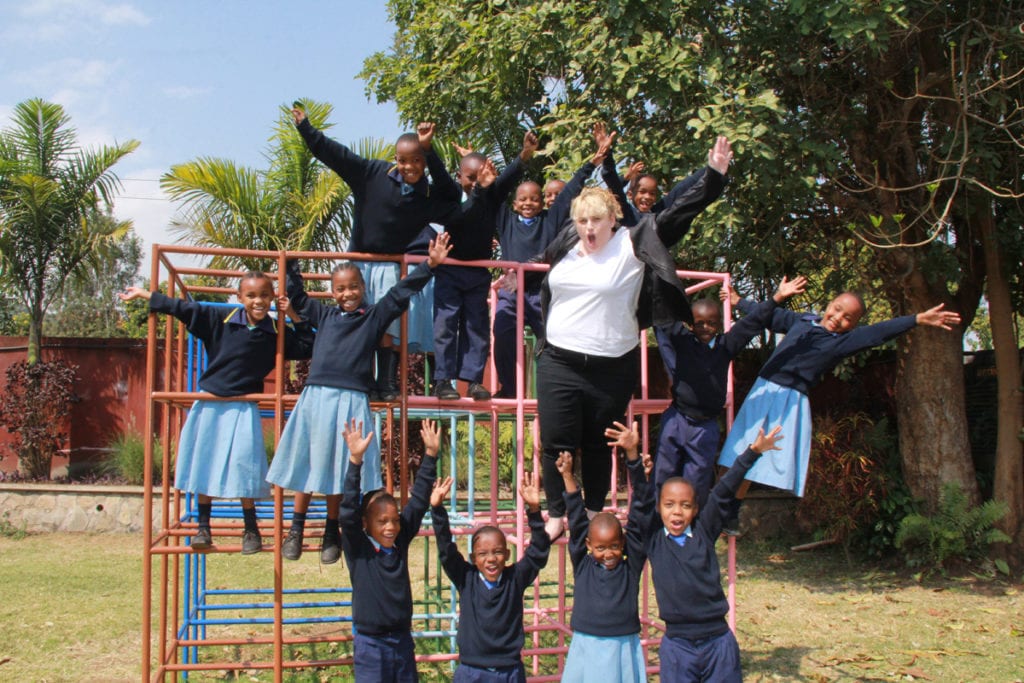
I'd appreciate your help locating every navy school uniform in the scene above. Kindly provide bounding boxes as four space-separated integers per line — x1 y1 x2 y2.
296 118 462 255
491 159 596 395
717 306 918 496
652 297 781 503
561 459 652 683
601 155 712 232
340 452 438 683
433 157 526 384
265 260 435 496
431 505 552 681
148 292 314 499
645 447 764 683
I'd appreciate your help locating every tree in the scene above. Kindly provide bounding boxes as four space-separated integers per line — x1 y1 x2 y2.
161 100 393 272
361 0 1024 564
44 211 142 338
0 98 139 364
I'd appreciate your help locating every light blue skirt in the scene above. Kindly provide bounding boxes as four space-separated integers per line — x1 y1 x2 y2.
175 400 270 499
717 378 812 496
358 260 435 353
265 385 382 495
562 632 645 683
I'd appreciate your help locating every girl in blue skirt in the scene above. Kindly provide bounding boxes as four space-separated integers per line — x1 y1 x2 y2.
557 421 651 683
267 232 451 563
121 274 314 554
716 292 961 524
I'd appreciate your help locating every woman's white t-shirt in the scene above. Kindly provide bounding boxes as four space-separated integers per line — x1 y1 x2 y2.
546 227 644 357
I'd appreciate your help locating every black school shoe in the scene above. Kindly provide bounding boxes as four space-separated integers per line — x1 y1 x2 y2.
241 530 263 555
191 527 213 550
282 527 304 561
468 382 491 401
320 530 342 565
432 380 460 400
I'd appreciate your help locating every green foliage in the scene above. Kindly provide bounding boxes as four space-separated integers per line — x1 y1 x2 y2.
162 100 392 272
0 99 139 363
895 483 1011 576
102 422 168 486
0 360 78 479
0 511 28 540
797 413 899 550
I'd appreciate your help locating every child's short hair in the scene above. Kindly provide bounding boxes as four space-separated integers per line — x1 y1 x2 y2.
331 261 365 285
588 512 624 538
570 187 623 222
659 476 696 495
460 152 487 166
395 133 424 154
471 524 506 548
361 488 397 517
239 271 273 287
842 291 868 317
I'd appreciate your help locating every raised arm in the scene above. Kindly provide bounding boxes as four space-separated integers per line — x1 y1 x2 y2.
514 471 552 586
419 122 463 202
721 276 807 356
285 260 328 326
623 457 654 571
654 323 687 379
400 419 441 540
339 418 375 533
295 116 370 192
601 150 638 226
279 295 316 361
374 233 452 329
431 501 470 589
558 452 589 568
653 164 727 248
139 291 220 341
704 427 782 537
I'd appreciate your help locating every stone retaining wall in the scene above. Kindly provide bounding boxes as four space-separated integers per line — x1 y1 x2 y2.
0 483 161 533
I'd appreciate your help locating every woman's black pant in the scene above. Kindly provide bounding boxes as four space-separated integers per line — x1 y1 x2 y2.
536 344 639 516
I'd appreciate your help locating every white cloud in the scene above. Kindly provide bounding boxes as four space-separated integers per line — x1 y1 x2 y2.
15 58 120 90
8 0 150 42
162 85 213 100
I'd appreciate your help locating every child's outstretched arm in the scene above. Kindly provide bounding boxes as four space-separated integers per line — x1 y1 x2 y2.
722 276 808 356
558 451 590 568
339 418 375 532
119 286 152 302
431 483 470 589
703 427 783 537
838 304 961 357
426 231 452 268
590 122 617 167
374 232 452 332
278 295 316 361
400 419 442 538
915 303 961 331
285 260 327 327
293 110 369 190
707 136 734 176
122 287 218 339
419 122 462 202
515 471 552 586
605 420 640 462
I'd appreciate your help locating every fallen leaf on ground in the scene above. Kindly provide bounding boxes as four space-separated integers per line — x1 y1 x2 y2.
901 666 933 680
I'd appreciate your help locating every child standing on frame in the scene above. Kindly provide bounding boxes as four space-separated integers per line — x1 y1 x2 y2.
557 421 652 683
120 274 313 553
266 233 452 563
430 472 551 682
339 418 450 682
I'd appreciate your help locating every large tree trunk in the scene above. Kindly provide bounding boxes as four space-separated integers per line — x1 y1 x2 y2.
978 209 1024 570
891 265 980 511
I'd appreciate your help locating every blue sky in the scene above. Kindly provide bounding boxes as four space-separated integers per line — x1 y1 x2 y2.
0 1 405 269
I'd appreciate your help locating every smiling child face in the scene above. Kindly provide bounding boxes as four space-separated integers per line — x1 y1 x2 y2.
364 497 401 548
238 276 275 323
513 182 543 219
472 528 509 582
331 269 365 312
821 293 864 334
394 139 427 184
586 516 625 570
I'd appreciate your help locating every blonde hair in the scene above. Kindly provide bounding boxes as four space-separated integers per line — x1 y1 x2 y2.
570 187 622 222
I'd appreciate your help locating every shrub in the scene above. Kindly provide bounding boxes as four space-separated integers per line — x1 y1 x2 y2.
0 360 78 479
103 424 167 485
796 412 897 550
895 483 1011 576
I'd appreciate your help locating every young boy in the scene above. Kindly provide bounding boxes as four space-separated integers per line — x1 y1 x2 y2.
558 421 652 683
430 471 551 681
431 132 539 401
653 276 807 505
491 125 617 398
339 417 450 682
293 106 464 400
645 426 784 683
542 178 566 209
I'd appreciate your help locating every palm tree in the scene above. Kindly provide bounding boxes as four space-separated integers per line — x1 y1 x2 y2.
162 99 393 272
0 98 139 364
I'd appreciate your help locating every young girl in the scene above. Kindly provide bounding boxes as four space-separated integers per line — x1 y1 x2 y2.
557 421 652 683
339 418 449 682
716 292 961 511
120 274 313 553
430 471 551 682
266 232 451 563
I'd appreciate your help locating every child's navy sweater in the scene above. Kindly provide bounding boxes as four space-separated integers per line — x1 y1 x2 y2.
753 307 917 395
494 161 594 265
655 298 780 419
149 293 313 396
340 453 437 635
647 446 760 640
286 259 433 392
297 119 462 254
444 156 525 262
565 458 652 637
432 506 551 669
602 156 714 231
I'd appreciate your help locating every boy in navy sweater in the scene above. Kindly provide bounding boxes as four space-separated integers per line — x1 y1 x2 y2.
558 421 652 683
652 276 806 505
431 471 551 682
431 131 538 401
646 426 783 683
293 105 463 400
339 417 450 682
491 125 617 398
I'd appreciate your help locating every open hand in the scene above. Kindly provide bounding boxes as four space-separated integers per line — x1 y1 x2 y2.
420 418 442 457
604 420 640 461
774 275 807 303
519 470 542 511
430 476 454 507
343 418 375 464
707 136 733 175
751 426 783 455
915 303 961 331
119 286 151 302
427 231 453 268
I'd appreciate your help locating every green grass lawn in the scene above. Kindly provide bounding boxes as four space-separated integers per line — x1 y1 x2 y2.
0 533 1020 682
